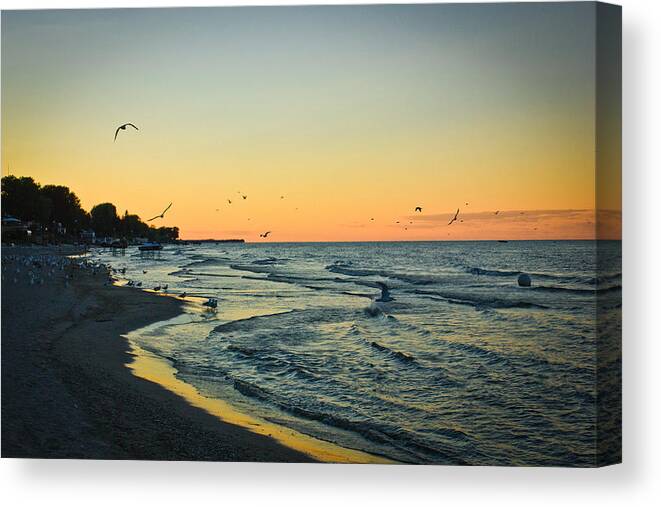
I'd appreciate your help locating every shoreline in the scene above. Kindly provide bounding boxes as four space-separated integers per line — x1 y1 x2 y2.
1 246 319 461
125 320 393 464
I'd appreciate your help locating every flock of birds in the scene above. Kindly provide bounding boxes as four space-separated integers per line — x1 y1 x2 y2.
115 122 521 240
2 249 220 311
1 253 83 287
0 124 547 319
114 123 274 239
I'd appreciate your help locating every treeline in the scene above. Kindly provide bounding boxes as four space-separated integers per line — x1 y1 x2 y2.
1 175 178 242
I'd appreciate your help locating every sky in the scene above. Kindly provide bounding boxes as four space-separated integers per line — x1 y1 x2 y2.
1 3 621 241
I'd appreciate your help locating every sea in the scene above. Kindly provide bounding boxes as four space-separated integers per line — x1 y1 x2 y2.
91 240 621 466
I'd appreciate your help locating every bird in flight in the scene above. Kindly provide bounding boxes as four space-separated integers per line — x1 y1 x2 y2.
260 231 271 238
242 195 247 200
114 123 139 142
415 207 422 212
448 208 460 225
147 202 172 222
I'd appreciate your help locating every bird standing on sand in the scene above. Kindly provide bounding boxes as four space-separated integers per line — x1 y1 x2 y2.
448 208 460 225
147 202 173 222
260 231 271 238
415 207 422 213
227 199 232 204
494 210 500 215
114 123 139 142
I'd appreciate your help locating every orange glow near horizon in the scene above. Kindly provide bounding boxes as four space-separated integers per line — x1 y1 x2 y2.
1 6 620 242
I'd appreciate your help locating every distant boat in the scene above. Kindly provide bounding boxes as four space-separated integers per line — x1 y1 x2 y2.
497 240 509 243
138 242 163 251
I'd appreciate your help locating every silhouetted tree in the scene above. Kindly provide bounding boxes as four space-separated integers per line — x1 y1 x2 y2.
119 210 150 239
90 203 119 237
148 226 179 242
40 184 89 233
1 176 43 221
2 175 180 242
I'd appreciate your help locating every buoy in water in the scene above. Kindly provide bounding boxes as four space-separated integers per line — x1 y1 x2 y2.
517 273 532 287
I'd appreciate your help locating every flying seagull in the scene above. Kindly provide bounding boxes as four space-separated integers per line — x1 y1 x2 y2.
415 207 422 212
242 195 247 200
114 123 139 142
260 231 271 238
448 208 460 225
147 202 172 222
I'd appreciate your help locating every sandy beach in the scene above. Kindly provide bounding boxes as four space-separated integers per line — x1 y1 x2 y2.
1 245 315 462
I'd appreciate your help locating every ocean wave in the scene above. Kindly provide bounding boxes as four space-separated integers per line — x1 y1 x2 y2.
230 263 276 275
226 347 320 381
586 272 622 285
532 285 621 295
252 257 285 265
326 264 378 277
211 309 300 334
369 341 416 364
465 267 521 277
462 265 611 288
168 268 197 277
442 340 593 377
326 263 440 286
412 289 549 310
230 378 468 464
182 258 229 268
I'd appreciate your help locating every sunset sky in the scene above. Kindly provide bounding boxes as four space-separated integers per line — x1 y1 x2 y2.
1 3 620 241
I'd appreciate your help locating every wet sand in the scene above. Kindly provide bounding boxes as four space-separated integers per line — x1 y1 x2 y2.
1 246 315 462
